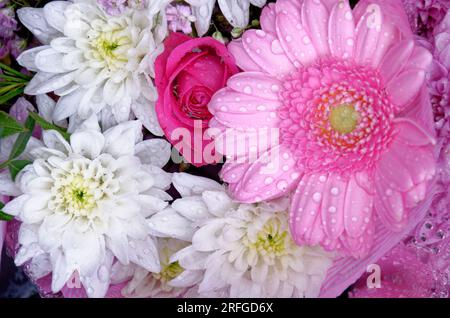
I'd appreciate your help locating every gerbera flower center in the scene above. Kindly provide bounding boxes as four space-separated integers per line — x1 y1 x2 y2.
329 103 360 134
278 59 395 175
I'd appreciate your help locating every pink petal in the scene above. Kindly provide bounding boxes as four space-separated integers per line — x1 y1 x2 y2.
209 88 281 115
339 219 375 258
227 39 263 72
260 3 276 32
274 1 320 67
392 118 436 147
379 39 414 84
220 162 249 184
301 0 330 57
328 0 355 60
404 182 427 209
226 72 282 101
304 212 325 245
290 174 327 242
229 146 300 203
404 45 433 71
376 146 415 192
213 128 267 160
320 174 347 240
354 4 383 66
386 68 426 112
374 180 406 232
212 105 280 129
343 174 374 238
388 119 436 186
242 29 295 77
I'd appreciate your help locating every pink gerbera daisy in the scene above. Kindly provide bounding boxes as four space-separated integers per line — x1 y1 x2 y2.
208 0 437 258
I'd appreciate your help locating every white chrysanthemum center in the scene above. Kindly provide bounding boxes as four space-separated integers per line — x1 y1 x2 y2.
152 261 184 288
48 158 119 218
88 24 132 72
246 217 289 257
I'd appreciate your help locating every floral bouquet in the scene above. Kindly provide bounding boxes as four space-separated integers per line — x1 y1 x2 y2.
0 0 448 299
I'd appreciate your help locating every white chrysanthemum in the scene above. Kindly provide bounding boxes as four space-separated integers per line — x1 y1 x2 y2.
186 0 267 36
110 238 197 298
16 0 168 134
148 173 334 298
2 116 173 297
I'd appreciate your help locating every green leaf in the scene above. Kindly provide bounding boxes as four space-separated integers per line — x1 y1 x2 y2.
8 115 35 161
28 112 71 141
0 202 13 221
0 110 28 137
0 62 31 80
0 87 25 105
8 159 32 181
0 211 14 221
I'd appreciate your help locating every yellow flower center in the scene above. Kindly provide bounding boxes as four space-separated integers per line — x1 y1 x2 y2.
152 261 184 286
251 218 288 256
90 30 131 71
329 103 360 134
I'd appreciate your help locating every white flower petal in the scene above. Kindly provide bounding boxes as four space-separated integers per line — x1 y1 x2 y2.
25 71 78 95
134 139 171 168
169 269 203 288
128 236 161 273
191 219 225 251
17 7 61 44
42 130 71 154
171 197 210 222
189 1 215 36
16 46 50 72
3 195 31 216
148 208 196 241
172 173 223 197
62 228 104 276
50 249 76 293
103 121 142 158
218 0 250 28
70 130 105 159
43 1 70 33
80 250 114 298
131 96 164 136
0 170 21 196
201 191 234 217
53 87 86 121
34 48 67 73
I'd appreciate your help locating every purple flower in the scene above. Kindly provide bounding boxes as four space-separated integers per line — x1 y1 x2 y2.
0 7 17 38
402 0 450 40
166 3 196 34
97 0 127 16
429 11 450 129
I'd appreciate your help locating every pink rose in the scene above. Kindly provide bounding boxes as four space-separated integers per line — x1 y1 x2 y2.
155 33 239 166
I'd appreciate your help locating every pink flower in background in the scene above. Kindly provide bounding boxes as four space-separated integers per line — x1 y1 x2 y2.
209 0 437 258
166 3 196 34
155 33 239 166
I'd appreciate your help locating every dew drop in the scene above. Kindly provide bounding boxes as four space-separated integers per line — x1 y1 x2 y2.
243 86 252 94
331 187 339 196
277 180 289 191
271 39 284 54
312 192 322 203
